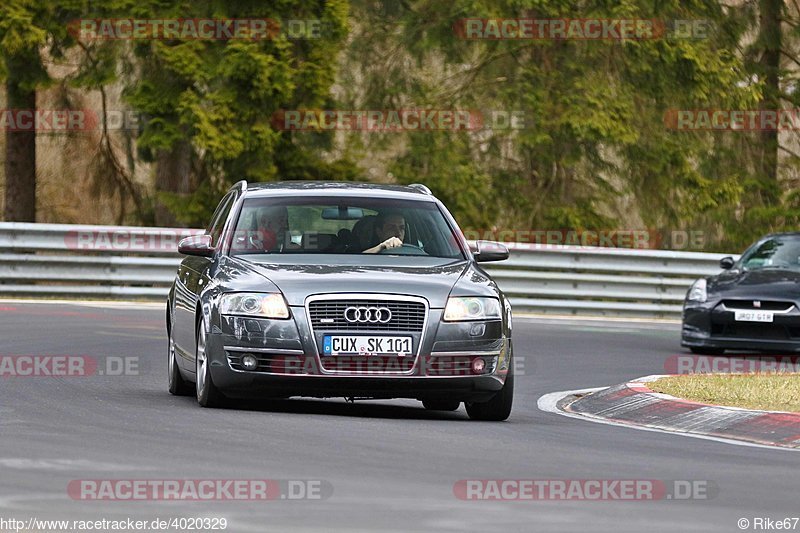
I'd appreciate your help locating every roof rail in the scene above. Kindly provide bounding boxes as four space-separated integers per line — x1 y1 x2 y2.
407 183 432 195
231 180 247 193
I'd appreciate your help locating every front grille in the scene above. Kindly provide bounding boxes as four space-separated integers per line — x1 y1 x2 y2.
714 324 794 340
319 356 415 373
723 300 794 312
308 299 426 332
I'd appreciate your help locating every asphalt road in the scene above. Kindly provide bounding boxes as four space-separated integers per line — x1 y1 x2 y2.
0 301 796 532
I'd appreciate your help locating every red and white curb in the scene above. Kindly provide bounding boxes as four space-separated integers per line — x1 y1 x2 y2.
538 375 800 451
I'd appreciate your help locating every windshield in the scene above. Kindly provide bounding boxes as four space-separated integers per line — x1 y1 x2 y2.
739 236 800 271
228 195 465 260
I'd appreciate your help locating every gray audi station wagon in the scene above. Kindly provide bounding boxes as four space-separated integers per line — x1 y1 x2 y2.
167 181 514 420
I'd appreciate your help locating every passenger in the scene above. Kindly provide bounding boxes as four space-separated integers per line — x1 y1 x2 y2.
363 211 405 253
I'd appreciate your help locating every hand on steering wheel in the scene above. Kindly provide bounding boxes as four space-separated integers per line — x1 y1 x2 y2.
379 237 403 251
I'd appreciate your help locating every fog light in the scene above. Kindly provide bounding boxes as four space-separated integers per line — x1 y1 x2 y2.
469 323 485 336
471 357 486 374
242 354 258 371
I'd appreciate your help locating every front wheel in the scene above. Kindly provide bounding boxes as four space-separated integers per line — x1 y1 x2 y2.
196 320 225 408
465 371 513 421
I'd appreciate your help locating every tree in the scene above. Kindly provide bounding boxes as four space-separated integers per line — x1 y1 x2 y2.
124 0 352 226
0 0 85 222
340 0 759 249
755 0 782 194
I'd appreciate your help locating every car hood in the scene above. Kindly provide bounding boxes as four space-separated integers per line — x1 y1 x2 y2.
235 256 472 308
709 268 800 299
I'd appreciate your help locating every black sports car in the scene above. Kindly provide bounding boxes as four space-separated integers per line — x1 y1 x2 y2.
681 232 800 354
167 181 514 420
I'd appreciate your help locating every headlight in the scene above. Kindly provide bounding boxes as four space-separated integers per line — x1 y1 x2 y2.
220 293 290 319
687 279 707 303
444 297 502 321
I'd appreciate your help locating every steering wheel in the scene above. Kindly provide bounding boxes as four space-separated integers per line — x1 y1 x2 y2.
378 243 427 255
767 259 791 268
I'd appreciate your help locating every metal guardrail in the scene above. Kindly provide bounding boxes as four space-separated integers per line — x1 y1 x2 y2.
0 222 735 318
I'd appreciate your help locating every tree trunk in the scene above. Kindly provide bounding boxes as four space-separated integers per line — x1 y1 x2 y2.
758 0 782 201
4 55 37 222
153 139 194 226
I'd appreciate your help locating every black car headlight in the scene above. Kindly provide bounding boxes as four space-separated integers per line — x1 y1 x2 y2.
686 279 707 303
220 293 290 319
443 297 502 322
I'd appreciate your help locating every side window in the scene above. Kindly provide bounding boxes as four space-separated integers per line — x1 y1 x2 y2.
207 192 236 247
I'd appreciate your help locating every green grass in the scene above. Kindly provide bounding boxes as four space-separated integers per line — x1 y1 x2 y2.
649 374 800 412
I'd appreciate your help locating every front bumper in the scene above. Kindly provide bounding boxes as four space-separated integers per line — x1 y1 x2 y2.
204 304 512 401
682 300 800 353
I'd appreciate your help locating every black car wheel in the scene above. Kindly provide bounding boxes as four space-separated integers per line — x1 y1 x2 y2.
689 347 725 355
196 320 225 408
421 399 460 411
465 370 513 421
168 324 192 396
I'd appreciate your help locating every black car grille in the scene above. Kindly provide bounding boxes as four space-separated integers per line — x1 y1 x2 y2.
722 300 794 312
319 356 415 373
308 299 426 332
712 324 800 340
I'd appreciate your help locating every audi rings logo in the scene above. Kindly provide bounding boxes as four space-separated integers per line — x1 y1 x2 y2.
344 306 392 323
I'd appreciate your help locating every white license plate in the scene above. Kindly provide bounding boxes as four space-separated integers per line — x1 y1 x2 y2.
734 311 774 323
322 335 412 356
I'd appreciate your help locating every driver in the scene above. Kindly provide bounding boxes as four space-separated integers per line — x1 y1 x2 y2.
253 205 290 252
363 211 405 253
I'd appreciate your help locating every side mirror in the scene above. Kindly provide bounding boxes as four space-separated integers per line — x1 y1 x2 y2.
719 256 735 270
178 235 214 257
473 240 509 263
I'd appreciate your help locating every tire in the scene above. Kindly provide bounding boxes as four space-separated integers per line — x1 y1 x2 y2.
689 347 725 355
168 324 193 396
195 320 225 408
465 371 513 421
422 399 461 411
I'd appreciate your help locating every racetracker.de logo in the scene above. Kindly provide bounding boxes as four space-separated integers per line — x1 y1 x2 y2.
1 109 99 132
664 109 800 131
271 109 526 133
665 355 800 374
454 479 717 501
454 19 712 40
0 355 138 377
67 18 322 40
65 229 203 251
270 109 497 131
68 479 332 500
460 228 706 250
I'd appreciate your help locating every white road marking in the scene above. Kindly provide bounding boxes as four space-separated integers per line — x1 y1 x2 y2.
514 312 680 325
537 388 798 452
0 298 163 309
0 458 156 471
